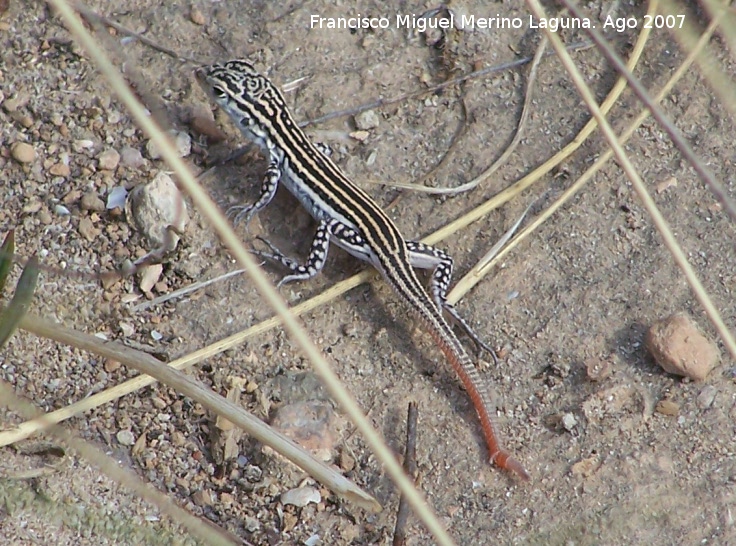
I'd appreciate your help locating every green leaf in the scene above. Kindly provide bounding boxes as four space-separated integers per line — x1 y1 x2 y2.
0 255 39 348
0 230 15 295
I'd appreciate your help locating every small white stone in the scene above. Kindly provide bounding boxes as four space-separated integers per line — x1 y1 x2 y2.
119 322 135 337
54 204 71 216
146 131 191 159
73 139 95 153
107 111 122 124
116 430 135 446
98 148 121 170
281 486 321 507
139 264 163 293
354 110 379 130
120 146 145 168
174 131 192 157
126 171 189 246
562 413 577 431
107 186 128 210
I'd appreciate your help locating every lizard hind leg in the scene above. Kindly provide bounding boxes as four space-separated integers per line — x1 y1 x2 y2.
405 240 498 361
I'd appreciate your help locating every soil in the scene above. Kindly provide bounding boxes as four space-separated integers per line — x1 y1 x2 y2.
2 1 735 545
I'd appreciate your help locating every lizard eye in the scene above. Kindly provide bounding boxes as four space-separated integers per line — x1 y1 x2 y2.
212 86 227 99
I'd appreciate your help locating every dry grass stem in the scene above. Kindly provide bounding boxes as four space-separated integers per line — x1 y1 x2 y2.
34 1 456 543
528 0 736 360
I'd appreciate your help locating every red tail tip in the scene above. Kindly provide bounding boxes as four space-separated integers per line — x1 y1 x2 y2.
492 450 530 481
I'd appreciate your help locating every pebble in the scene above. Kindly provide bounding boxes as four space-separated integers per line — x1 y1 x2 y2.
561 412 578 431
54 204 71 216
175 131 192 157
11 142 36 163
171 431 186 447
132 433 146 456
118 322 135 337
146 130 191 159
106 110 122 124
243 516 260 533
126 171 189 246
354 109 379 130
192 489 213 507
585 357 612 382
120 146 145 168
106 186 128 210
283 513 297 533
281 486 321 508
696 385 717 409
98 148 121 170
116 429 135 446
63 189 82 205
646 313 720 381
81 192 105 212
49 162 70 176
3 94 28 113
656 176 678 193
349 130 370 142
101 270 122 290
220 491 236 506
73 139 95 153
190 6 206 25
570 455 600 477
78 217 100 241
655 399 679 416
104 359 122 373
338 449 355 472
139 263 163 293
17 114 33 129
244 465 262 482
22 200 42 214
270 400 337 462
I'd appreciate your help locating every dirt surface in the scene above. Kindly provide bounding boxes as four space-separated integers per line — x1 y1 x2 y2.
2 1 736 545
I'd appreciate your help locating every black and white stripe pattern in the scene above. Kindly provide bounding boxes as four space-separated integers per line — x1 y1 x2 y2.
196 60 529 479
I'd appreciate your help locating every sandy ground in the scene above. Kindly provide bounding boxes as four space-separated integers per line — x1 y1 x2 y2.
2 1 735 544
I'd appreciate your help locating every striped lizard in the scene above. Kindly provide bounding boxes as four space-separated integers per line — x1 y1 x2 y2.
196 59 529 480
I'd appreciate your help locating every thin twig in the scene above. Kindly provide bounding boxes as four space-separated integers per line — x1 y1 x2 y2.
14 308 381 512
384 32 549 195
300 41 593 128
209 41 592 176
72 1 202 63
448 199 535 305
410 96 470 190
4 6 654 452
46 2 454 543
0 380 239 546
527 0 736 361
133 268 245 311
560 0 736 224
393 402 419 546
